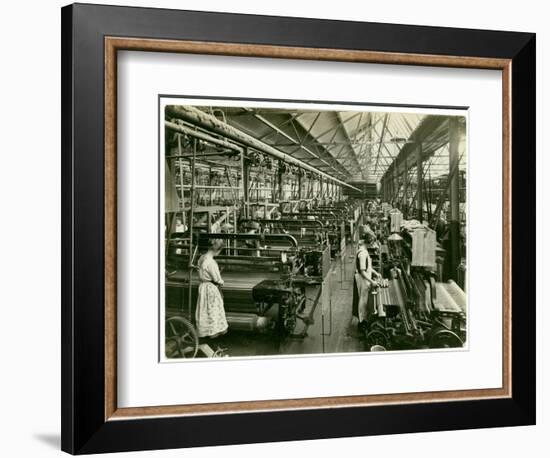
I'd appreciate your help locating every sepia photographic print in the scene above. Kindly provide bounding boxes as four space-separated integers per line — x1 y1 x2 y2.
161 99 468 361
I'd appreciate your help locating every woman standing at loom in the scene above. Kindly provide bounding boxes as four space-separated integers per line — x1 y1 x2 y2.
352 238 384 332
195 239 228 338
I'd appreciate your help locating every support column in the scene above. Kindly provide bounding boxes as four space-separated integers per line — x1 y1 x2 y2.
389 169 394 204
402 160 409 218
187 137 197 320
393 164 399 207
276 166 283 202
448 117 461 281
242 148 250 219
389 168 393 205
416 141 423 222
176 134 186 230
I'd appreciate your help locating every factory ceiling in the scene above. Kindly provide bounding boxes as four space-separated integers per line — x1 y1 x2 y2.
195 106 465 184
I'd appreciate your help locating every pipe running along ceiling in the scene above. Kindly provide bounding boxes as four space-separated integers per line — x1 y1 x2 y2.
166 105 466 187
165 105 360 191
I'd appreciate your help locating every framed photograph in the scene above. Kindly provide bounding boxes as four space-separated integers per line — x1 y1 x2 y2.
61 3 536 454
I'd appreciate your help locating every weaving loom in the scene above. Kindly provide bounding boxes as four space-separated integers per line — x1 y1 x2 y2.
166 232 307 336
238 218 331 281
362 210 467 350
280 209 347 258
365 270 467 350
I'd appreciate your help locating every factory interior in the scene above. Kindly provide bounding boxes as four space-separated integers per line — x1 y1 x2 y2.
164 104 467 359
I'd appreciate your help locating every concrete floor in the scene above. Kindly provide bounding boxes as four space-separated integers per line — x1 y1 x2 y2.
203 247 365 358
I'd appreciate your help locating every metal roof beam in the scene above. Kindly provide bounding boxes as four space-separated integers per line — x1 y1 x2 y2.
166 105 359 190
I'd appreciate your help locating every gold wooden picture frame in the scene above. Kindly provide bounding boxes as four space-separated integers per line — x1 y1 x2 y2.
62 4 534 454
104 37 512 420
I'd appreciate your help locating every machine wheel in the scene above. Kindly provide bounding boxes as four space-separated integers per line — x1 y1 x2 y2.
429 329 463 349
165 316 199 358
366 329 389 350
277 301 297 336
369 320 386 332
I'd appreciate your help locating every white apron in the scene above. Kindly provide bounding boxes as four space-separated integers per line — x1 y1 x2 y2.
354 273 371 322
195 253 228 338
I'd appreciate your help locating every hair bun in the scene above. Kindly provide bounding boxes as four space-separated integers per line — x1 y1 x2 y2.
208 238 224 251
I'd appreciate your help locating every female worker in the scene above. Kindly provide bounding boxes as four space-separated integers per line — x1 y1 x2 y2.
195 239 228 338
352 238 383 332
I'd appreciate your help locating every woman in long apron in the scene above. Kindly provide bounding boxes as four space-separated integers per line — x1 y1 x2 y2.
353 238 383 331
195 239 228 338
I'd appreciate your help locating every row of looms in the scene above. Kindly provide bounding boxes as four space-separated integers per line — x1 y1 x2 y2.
163 105 468 358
